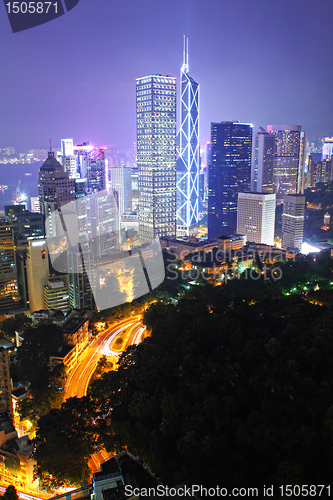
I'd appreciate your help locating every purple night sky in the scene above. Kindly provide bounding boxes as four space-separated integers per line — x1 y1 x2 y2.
0 0 332 152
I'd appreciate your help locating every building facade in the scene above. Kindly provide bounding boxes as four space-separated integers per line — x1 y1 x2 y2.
61 138 77 178
43 277 69 311
208 121 252 239
109 166 132 215
0 349 12 414
237 192 276 246
282 194 305 250
136 74 177 243
0 220 19 314
38 150 75 238
176 37 200 237
68 246 94 310
267 124 304 197
252 127 275 193
322 137 333 160
26 239 49 313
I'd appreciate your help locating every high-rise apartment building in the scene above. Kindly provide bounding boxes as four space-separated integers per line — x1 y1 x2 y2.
11 210 45 243
0 220 19 314
0 348 12 414
86 148 107 193
68 246 94 310
176 37 200 238
61 139 77 178
253 127 275 193
61 138 74 157
267 124 304 197
306 154 332 188
109 166 132 215
89 189 120 257
322 137 333 160
282 194 305 250
30 196 40 213
297 131 306 194
208 121 252 238
237 192 276 246
136 74 177 243
25 239 49 313
38 150 75 237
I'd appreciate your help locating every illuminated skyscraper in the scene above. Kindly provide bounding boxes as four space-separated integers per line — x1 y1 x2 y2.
282 194 305 250
26 239 49 313
322 137 333 160
237 192 276 246
176 37 200 237
208 121 252 238
109 166 132 215
136 74 177 243
61 138 74 157
68 246 94 310
267 125 304 197
0 347 12 414
253 127 275 193
73 144 107 193
60 138 77 178
0 220 19 314
38 150 75 237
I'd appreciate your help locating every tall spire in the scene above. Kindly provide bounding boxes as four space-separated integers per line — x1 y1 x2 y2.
182 35 188 73
186 36 189 71
48 139 54 157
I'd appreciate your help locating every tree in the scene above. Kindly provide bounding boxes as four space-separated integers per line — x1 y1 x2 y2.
0 315 31 339
3 486 18 500
87 291 333 487
33 397 97 486
16 323 63 394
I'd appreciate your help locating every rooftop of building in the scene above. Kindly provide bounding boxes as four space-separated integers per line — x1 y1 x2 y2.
161 236 217 247
40 151 64 171
62 312 88 334
12 386 29 399
0 338 15 350
52 344 74 359
0 414 15 435
94 457 122 479
44 277 67 289
1 435 33 457
217 234 246 241
33 309 66 319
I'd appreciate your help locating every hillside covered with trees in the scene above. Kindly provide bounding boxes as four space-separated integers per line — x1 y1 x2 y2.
34 281 333 488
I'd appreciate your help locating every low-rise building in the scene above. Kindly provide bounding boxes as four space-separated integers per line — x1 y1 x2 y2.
0 414 38 490
62 312 89 353
160 236 218 260
217 234 246 252
50 311 89 371
43 277 70 311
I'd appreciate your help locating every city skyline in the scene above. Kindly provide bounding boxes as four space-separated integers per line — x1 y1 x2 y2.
1 0 332 152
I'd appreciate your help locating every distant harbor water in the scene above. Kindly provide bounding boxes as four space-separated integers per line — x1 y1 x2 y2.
0 162 40 210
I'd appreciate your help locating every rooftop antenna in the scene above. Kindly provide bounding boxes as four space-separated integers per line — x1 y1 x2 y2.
182 35 188 73
186 36 189 72
49 139 55 156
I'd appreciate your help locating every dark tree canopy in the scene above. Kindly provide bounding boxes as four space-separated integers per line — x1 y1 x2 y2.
16 323 63 394
87 286 333 487
33 397 97 487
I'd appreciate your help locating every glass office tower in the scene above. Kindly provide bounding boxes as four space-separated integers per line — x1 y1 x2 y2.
253 127 275 193
208 121 252 239
136 74 177 243
176 37 200 237
267 124 303 197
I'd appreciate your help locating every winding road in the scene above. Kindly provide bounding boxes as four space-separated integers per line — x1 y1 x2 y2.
64 315 146 472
